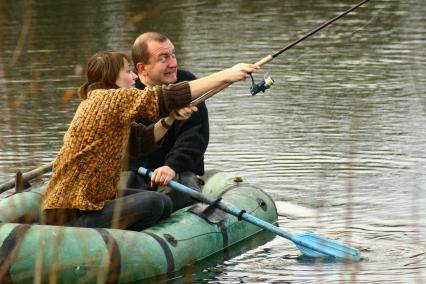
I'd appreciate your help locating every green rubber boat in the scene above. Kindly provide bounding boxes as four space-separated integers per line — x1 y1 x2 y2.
0 171 278 283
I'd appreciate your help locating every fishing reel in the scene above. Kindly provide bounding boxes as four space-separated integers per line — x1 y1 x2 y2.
250 73 274 96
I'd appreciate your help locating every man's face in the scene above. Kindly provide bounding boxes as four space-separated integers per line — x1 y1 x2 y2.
142 39 178 85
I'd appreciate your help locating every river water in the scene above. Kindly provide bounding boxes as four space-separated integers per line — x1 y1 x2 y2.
1 0 425 283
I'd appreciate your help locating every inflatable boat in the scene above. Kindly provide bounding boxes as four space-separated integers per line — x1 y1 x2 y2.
0 171 278 283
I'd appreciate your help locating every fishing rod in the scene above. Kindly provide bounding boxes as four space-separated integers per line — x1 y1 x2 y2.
191 0 370 105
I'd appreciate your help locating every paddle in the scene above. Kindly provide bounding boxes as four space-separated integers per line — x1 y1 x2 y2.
138 167 361 261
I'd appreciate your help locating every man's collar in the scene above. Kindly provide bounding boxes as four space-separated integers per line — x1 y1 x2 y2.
134 78 146 89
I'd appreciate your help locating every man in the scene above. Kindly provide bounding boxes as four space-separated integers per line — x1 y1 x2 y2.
128 32 209 210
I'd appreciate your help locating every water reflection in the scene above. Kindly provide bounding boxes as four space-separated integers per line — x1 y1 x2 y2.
1 0 425 283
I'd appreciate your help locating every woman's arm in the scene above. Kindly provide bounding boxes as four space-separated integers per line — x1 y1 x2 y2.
152 116 173 142
129 106 196 157
152 106 198 142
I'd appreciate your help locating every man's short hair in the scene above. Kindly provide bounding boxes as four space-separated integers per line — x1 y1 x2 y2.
132 32 169 67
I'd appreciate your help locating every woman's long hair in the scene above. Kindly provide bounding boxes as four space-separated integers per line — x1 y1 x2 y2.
79 51 131 100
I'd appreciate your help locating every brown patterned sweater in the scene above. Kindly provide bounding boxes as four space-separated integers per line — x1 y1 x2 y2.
41 82 191 211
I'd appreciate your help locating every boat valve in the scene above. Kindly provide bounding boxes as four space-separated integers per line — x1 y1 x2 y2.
250 73 274 96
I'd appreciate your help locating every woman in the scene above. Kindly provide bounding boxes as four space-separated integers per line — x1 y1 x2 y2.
41 51 258 230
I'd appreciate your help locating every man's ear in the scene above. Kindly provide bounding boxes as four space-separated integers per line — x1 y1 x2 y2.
136 62 146 75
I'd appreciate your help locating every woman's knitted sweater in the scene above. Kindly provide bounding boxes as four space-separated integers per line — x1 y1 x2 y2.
42 82 191 211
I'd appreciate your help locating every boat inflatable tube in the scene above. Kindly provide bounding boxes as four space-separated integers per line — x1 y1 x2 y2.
0 171 277 283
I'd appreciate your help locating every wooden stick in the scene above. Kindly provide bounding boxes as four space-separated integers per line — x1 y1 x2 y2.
0 162 53 193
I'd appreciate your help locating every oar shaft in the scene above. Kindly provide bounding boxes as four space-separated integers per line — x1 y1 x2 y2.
138 167 344 259
140 167 294 239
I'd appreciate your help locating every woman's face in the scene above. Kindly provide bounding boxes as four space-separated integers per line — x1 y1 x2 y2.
115 59 138 88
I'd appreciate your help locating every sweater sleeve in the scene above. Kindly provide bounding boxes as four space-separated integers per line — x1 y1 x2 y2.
155 81 192 116
115 87 160 123
117 82 192 124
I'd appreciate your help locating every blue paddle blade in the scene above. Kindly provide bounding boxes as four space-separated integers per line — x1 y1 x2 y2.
293 232 361 261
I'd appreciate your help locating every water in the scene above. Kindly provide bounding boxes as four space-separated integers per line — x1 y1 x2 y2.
1 0 425 282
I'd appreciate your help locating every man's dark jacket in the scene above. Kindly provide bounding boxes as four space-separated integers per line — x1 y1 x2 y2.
128 69 209 176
